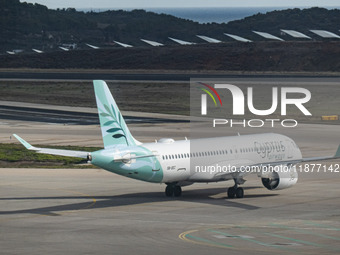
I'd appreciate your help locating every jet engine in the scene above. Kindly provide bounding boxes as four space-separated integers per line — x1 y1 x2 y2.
261 165 298 190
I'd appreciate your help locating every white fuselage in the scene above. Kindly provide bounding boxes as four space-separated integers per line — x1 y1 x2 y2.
143 133 302 183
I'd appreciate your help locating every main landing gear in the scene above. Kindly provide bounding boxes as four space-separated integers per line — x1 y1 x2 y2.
227 179 244 199
165 184 182 197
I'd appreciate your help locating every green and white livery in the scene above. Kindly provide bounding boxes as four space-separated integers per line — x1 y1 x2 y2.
92 80 163 183
14 80 340 198
94 80 138 148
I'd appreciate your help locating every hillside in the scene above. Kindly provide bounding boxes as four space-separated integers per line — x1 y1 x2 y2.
225 7 340 39
1 0 340 52
1 42 340 72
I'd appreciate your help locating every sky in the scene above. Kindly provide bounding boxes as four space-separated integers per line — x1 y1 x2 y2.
20 0 340 9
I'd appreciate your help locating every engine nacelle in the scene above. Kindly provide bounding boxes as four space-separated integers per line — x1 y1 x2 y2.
261 165 298 190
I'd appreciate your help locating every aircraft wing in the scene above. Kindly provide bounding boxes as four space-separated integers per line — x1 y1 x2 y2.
301 144 340 162
13 134 89 159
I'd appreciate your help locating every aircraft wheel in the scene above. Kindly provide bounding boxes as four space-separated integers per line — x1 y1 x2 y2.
235 187 244 198
174 186 182 197
165 185 174 197
227 187 236 198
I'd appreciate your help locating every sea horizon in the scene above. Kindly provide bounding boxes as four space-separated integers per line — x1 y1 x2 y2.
76 6 340 24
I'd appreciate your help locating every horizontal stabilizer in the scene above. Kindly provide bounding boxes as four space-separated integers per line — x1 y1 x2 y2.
114 153 157 163
13 134 89 159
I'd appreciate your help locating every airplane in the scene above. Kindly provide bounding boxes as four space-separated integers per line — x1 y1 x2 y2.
14 80 340 198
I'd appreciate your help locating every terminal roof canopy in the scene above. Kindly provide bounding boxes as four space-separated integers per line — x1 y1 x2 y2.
253 31 284 41
310 30 340 38
280 29 311 39
140 39 164 46
113 41 133 48
196 35 222 43
224 33 252 42
168 37 195 45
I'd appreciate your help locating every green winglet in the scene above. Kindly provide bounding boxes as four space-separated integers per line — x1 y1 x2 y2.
334 144 340 158
13 134 33 150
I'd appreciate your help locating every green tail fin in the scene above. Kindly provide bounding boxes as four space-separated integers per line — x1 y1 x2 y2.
93 80 139 148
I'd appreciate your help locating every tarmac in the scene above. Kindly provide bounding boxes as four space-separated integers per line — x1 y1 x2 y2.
1 116 340 255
